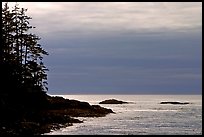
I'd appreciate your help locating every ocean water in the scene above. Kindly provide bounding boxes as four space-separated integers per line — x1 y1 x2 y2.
45 94 202 135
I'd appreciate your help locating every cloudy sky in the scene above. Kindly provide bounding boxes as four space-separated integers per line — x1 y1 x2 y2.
5 2 202 94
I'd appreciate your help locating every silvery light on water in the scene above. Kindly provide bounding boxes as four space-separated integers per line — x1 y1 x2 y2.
45 95 202 135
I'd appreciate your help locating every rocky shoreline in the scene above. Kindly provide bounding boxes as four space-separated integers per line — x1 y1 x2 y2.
0 93 114 135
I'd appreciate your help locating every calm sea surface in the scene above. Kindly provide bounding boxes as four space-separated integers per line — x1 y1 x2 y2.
45 94 202 135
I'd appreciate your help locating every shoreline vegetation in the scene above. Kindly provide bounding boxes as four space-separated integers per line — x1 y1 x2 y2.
0 92 114 135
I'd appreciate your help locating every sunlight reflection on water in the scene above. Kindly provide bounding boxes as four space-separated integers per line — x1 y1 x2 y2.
45 95 202 135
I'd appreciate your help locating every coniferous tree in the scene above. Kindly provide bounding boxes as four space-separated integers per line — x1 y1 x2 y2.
1 3 49 94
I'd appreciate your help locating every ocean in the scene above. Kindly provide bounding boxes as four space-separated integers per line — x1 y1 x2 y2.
44 94 202 135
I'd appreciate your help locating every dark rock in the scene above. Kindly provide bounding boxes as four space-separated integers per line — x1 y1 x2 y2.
160 101 189 105
99 99 128 104
0 94 114 135
45 95 114 117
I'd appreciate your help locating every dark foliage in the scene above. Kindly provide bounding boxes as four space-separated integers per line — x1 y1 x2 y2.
1 3 50 134
1 3 49 95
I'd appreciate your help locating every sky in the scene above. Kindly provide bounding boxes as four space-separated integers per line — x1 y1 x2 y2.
4 2 202 94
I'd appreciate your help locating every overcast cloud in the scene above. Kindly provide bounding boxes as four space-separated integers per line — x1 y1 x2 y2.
4 2 202 94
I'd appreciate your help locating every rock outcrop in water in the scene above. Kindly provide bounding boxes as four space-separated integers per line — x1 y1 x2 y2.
0 94 114 135
160 101 189 105
99 99 128 104
46 96 114 117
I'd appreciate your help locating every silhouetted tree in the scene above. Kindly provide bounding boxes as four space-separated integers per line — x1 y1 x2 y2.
1 3 49 94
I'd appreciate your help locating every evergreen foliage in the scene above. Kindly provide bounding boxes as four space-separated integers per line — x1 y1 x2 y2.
1 3 49 94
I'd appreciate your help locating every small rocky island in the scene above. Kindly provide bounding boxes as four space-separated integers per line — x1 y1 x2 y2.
160 101 190 105
99 99 128 104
